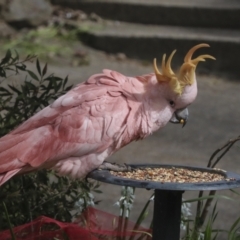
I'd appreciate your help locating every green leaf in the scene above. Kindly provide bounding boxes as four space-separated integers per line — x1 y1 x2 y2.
8 85 22 94
25 81 37 90
0 68 6 78
2 202 16 240
63 76 68 88
16 65 26 71
65 85 72 91
0 49 12 65
27 70 39 81
42 63 47 77
49 76 63 82
183 194 234 204
13 49 19 62
36 59 41 76
46 80 53 93
228 216 240 239
0 93 12 97
133 193 154 230
230 189 240 196
54 82 62 93
0 87 11 95
38 91 47 100
20 85 27 96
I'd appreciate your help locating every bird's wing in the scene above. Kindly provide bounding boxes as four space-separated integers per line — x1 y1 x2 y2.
0 70 137 184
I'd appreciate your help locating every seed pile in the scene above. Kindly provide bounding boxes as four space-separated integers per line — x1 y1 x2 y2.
110 167 227 183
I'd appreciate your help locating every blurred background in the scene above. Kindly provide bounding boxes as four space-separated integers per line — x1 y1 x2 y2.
0 0 240 239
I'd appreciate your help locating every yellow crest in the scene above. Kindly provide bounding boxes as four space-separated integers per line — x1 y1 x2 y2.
153 43 215 95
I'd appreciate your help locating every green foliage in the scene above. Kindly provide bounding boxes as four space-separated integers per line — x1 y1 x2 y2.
2 26 73 59
180 192 240 239
1 24 91 65
0 49 100 230
114 186 153 240
0 172 100 229
228 216 240 240
0 50 71 136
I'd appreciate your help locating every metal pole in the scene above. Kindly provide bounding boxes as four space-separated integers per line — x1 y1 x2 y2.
152 190 184 240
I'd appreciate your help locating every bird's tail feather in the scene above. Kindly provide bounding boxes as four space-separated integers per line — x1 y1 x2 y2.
0 168 21 186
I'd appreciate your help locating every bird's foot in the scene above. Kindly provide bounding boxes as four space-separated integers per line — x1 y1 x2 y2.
98 161 132 172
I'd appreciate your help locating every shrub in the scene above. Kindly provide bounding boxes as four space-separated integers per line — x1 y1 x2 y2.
0 50 100 230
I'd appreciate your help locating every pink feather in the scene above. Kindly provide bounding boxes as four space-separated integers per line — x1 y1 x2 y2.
0 69 197 185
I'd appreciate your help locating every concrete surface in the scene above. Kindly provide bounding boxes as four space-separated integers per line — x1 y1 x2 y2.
79 20 240 74
51 0 240 74
51 0 240 28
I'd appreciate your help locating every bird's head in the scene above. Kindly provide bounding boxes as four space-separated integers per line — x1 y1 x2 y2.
153 43 215 127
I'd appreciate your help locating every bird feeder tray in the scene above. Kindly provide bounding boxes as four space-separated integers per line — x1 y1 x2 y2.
88 164 240 240
88 164 240 191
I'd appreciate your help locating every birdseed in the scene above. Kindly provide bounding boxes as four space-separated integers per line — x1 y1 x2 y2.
110 167 231 183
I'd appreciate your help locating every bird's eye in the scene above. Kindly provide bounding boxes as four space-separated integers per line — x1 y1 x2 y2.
169 100 175 107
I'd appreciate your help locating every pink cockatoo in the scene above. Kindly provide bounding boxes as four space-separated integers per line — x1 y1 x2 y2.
0 43 215 186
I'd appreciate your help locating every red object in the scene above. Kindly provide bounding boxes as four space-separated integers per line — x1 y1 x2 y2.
0 207 151 240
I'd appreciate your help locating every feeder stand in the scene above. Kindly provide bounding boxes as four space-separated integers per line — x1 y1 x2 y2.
88 164 240 240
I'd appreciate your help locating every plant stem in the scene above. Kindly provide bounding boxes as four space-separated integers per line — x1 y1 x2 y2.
198 190 216 229
117 205 125 240
2 201 16 240
207 136 240 168
129 193 154 240
193 136 240 238
123 216 129 240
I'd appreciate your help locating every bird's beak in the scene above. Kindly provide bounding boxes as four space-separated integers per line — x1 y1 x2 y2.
170 108 188 127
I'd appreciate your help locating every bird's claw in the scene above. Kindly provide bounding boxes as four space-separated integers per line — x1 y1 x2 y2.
98 161 133 172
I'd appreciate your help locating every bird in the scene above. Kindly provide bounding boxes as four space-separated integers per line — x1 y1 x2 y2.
0 43 215 186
